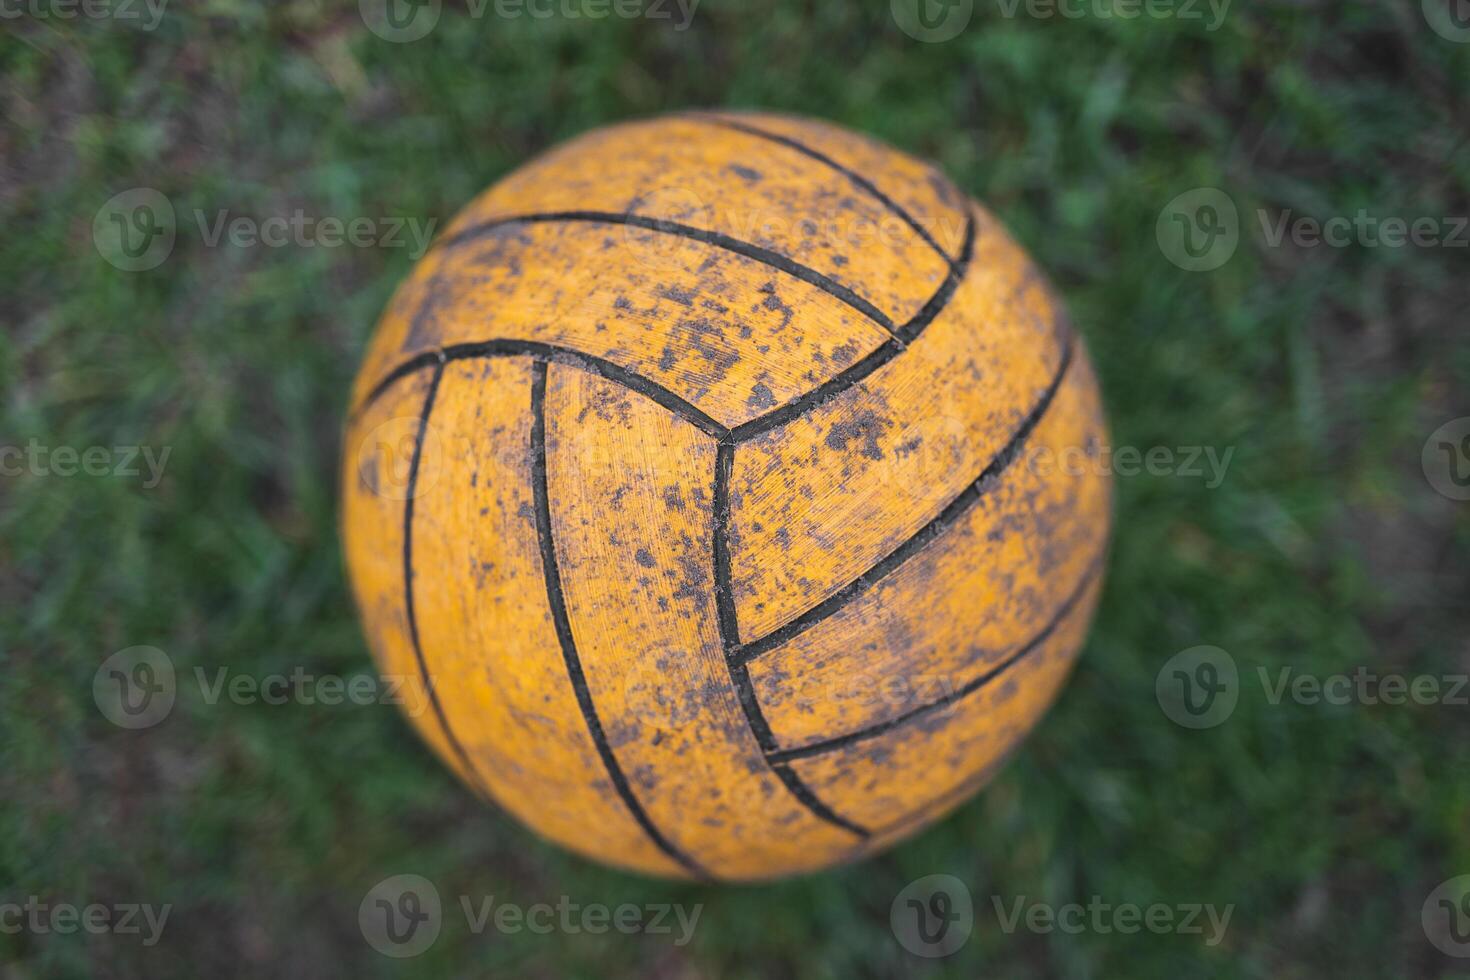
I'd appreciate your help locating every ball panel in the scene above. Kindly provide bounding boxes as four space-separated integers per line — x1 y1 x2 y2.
779 571 1102 833
402 358 687 879
747 351 1111 746
709 111 971 263
728 206 1065 642
348 218 894 430
440 116 954 326
340 366 483 791
545 366 859 880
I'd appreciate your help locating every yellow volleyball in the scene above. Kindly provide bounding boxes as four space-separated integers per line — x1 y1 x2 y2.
341 112 1112 881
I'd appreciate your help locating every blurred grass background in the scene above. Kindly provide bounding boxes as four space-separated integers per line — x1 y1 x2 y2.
2 0 1469 976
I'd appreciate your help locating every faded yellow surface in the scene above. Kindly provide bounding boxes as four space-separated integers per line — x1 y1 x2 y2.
546 366 857 878
349 218 893 430
409 358 685 878
445 115 954 325
728 204 1064 642
341 113 1113 881
748 349 1111 747
786 573 1103 836
339 366 482 793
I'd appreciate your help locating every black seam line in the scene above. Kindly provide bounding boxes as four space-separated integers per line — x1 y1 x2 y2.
693 113 961 271
352 209 975 438
401 361 494 800
734 333 1076 665
356 340 729 439
727 209 977 444
529 361 711 881
712 437 871 839
437 211 900 337
765 548 1105 767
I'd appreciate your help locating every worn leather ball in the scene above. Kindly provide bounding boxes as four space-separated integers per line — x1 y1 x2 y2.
342 112 1112 880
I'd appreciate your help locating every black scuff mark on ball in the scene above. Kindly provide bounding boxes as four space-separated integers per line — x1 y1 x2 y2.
727 163 763 183
825 410 891 462
746 382 775 411
754 281 794 332
658 283 697 307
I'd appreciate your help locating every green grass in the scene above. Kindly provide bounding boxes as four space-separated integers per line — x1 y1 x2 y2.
2 1 1468 976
